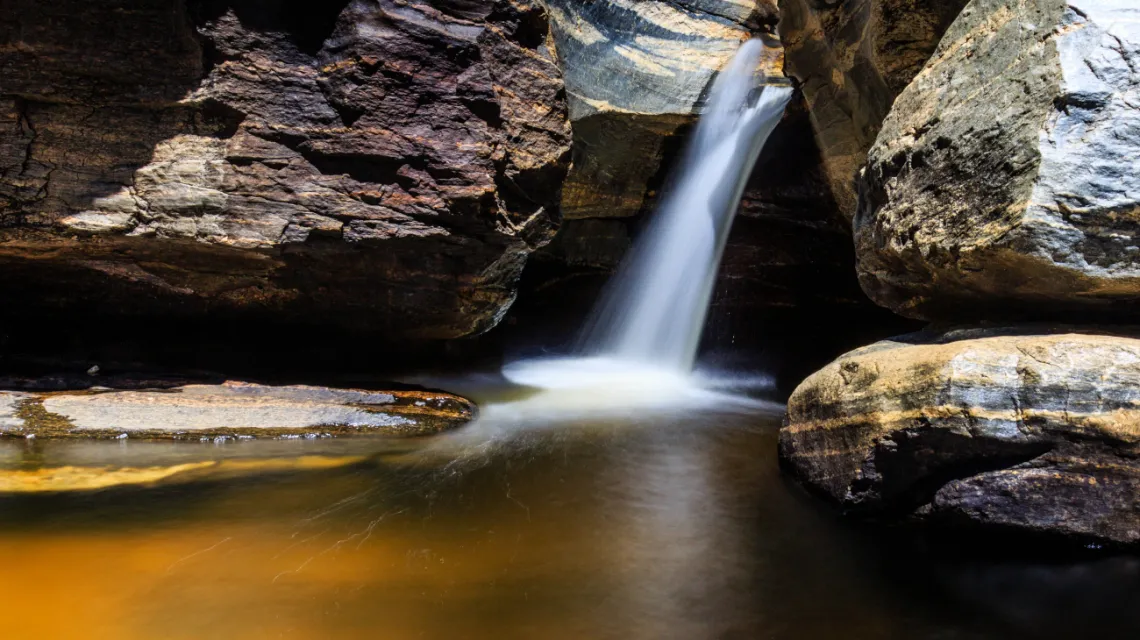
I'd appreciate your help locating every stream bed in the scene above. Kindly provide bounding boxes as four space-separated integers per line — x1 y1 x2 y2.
2 404 1140 639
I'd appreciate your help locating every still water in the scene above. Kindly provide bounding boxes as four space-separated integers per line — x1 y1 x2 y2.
2 403 1140 639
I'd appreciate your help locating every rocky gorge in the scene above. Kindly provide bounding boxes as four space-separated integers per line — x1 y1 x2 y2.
2 0 1140 550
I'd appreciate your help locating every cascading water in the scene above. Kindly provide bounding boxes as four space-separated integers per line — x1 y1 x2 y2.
500 39 792 402
578 39 792 371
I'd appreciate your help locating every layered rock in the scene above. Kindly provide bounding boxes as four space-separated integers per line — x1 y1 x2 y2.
857 0 1140 322
545 0 780 219
778 0 970 217
0 0 571 340
781 329 1140 546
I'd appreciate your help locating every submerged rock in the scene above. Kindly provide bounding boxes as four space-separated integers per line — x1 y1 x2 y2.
0 0 570 342
857 0 1140 322
0 380 474 438
0 455 372 494
778 0 969 218
781 328 1140 546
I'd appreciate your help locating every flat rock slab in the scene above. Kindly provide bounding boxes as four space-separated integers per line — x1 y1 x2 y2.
0 381 474 439
781 328 1140 546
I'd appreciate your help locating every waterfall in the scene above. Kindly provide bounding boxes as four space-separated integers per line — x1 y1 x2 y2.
503 40 792 392
578 40 792 371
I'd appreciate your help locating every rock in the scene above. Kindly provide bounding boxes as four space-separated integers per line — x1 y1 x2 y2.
778 0 969 218
781 328 1140 546
857 0 1140 322
0 0 571 341
0 380 474 438
546 0 781 220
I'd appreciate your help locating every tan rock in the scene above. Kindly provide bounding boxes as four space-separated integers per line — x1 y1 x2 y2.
781 328 1140 545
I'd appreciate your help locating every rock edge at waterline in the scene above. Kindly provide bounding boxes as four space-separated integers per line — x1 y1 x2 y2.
780 328 1140 546
0 380 474 440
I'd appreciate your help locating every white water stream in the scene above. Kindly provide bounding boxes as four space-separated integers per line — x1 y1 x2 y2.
499 40 792 411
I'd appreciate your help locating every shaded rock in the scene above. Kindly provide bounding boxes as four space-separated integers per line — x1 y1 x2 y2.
778 0 969 218
857 0 1140 322
0 380 473 438
0 0 571 341
781 328 1140 546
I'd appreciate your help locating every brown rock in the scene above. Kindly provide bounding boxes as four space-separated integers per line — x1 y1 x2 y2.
781 328 1140 546
0 0 571 341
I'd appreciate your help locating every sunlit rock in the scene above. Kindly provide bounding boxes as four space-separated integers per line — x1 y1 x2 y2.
857 0 1140 322
781 328 1140 546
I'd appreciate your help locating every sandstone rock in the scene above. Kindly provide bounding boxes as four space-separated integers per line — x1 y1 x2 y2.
781 328 1140 546
779 0 969 218
0 380 473 438
0 0 571 341
857 0 1140 322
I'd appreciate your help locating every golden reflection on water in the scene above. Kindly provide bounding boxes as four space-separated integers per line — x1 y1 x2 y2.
3 412 1137 639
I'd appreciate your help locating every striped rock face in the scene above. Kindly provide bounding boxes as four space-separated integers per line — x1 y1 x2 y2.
781 329 1140 546
545 0 781 219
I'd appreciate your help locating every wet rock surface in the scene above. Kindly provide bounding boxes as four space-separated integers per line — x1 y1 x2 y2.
0 0 570 341
857 0 1140 322
778 0 969 218
0 380 474 439
781 328 1140 546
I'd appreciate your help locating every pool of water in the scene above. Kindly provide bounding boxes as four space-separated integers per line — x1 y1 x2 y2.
2 402 1140 639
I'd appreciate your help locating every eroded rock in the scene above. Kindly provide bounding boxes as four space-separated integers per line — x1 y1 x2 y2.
857 0 1140 322
781 328 1140 546
0 0 571 341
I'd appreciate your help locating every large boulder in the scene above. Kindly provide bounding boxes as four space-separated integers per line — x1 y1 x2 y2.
0 0 571 341
778 0 969 218
781 328 1140 546
857 0 1140 322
